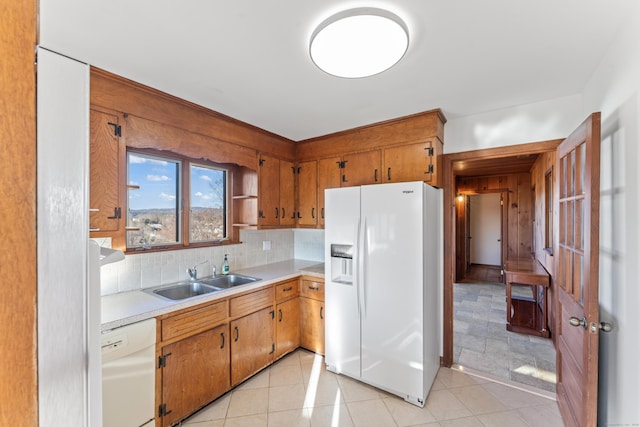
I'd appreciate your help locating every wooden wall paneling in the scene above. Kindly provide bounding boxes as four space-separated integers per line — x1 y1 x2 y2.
0 0 38 424
90 68 296 161
126 115 258 169
296 110 446 161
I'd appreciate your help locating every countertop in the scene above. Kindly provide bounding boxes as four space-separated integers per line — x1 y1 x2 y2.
101 259 324 331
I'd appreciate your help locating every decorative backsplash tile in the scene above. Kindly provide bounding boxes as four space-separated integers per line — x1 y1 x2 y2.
98 228 323 296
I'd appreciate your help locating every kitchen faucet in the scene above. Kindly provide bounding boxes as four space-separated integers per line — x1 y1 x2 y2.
187 260 209 280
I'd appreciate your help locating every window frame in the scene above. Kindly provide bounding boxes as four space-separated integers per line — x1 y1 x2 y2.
125 148 233 253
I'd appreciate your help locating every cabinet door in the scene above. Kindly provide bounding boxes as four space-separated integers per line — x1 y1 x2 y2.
342 150 381 187
317 157 341 227
276 297 300 359
89 108 122 232
258 154 280 226
161 324 230 427
300 297 325 355
279 159 296 225
231 306 275 386
383 140 440 184
297 160 318 226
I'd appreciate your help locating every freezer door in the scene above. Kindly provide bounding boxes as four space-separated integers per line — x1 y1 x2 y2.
324 187 361 378
360 182 425 400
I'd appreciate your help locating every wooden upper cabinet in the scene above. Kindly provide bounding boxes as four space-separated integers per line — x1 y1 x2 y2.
342 150 381 187
89 108 123 233
383 139 443 187
297 160 318 226
318 157 342 226
258 154 295 227
279 159 296 225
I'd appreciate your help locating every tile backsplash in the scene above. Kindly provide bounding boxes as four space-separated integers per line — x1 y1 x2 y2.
97 228 324 296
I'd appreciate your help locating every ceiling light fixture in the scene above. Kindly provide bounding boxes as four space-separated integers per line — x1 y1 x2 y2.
310 8 409 78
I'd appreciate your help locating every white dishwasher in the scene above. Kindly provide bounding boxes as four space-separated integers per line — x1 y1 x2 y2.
102 318 156 427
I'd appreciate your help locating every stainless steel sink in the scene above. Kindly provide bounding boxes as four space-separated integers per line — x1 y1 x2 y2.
147 282 222 301
198 274 261 289
145 274 261 301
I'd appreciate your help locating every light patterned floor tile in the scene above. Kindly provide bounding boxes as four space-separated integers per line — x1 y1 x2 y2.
383 396 437 426
336 375 384 402
424 389 473 421
223 413 268 427
269 360 304 387
268 382 307 412
236 368 270 391
185 393 231 422
227 388 269 418
476 410 529 427
267 408 311 427
517 403 565 427
346 399 396 427
438 416 484 427
448 384 507 415
481 382 553 409
307 404 354 427
303 376 343 408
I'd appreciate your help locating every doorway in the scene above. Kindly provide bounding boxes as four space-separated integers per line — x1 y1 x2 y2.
444 141 560 393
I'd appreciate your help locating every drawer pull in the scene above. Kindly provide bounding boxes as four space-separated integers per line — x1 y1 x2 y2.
308 286 319 291
234 326 239 342
220 332 225 349
320 306 324 319
279 309 283 322
283 286 293 292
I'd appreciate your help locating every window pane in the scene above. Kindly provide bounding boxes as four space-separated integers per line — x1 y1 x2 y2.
127 152 180 247
190 164 227 242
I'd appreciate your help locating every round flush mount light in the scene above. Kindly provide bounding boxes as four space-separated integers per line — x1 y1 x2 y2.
310 8 409 78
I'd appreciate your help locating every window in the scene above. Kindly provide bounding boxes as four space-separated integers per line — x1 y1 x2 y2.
544 168 554 252
126 150 228 250
189 164 227 242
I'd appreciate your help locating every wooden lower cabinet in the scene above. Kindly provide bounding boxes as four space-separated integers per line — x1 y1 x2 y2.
299 278 325 355
230 306 275 386
276 297 300 359
159 324 230 427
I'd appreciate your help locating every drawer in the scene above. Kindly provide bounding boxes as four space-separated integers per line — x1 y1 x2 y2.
229 286 275 318
275 280 299 302
300 279 324 301
161 300 228 341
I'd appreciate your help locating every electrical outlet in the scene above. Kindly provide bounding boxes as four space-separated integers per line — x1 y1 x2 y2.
262 240 271 250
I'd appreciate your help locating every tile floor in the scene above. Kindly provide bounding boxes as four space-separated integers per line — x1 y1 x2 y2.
453 281 557 392
180 349 563 427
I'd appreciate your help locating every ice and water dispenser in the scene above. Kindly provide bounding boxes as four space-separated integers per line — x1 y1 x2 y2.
330 244 353 284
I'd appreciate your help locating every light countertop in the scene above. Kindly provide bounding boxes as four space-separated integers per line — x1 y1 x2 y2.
101 259 324 331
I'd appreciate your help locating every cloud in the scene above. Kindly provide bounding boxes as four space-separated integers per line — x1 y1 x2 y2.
129 155 168 166
200 175 212 182
147 174 170 182
195 191 212 200
159 192 176 201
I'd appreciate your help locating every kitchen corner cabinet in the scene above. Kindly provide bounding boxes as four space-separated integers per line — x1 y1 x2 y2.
89 107 125 234
299 278 325 355
258 154 295 227
317 157 342 226
382 139 443 187
342 150 381 187
275 280 300 359
296 160 318 227
159 324 230 427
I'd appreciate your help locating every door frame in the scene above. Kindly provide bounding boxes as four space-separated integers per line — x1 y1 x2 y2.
442 139 560 366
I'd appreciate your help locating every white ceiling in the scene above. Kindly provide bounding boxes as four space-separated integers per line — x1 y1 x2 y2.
40 0 634 142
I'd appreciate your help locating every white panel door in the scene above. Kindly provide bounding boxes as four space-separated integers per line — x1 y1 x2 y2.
360 182 424 399
324 187 361 378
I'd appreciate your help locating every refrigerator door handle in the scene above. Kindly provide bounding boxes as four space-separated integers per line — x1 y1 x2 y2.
354 219 361 318
359 217 367 318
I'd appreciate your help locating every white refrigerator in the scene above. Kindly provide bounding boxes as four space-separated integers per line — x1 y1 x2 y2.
324 181 442 407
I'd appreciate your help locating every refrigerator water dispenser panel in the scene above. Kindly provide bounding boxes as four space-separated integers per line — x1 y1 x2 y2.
330 244 353 284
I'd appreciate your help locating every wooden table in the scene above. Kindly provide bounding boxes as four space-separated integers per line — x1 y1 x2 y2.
504 258 550 338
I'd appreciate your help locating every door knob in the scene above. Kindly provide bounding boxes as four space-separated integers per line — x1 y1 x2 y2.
569 316 587 329
599 322 613 332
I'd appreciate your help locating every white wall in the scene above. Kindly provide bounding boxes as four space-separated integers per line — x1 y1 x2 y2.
444 4 640 422
582 4 640 425
446 93 583 154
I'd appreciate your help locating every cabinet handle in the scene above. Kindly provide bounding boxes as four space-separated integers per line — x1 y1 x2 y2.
282 208 285 218
387 167 391 181
283 286 293 292
297 211 302 218
234 326 239 342
321 207 324 219
107 207 121 219
320 306 324 319
311 208 315 219
309 286 319 291
374 169 378 182
220 332 225 349
275 207 279 219
269 343 275 355
279 309 283 322
342 174 347 183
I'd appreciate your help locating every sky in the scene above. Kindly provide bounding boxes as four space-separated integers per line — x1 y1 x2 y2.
127 153 225 210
